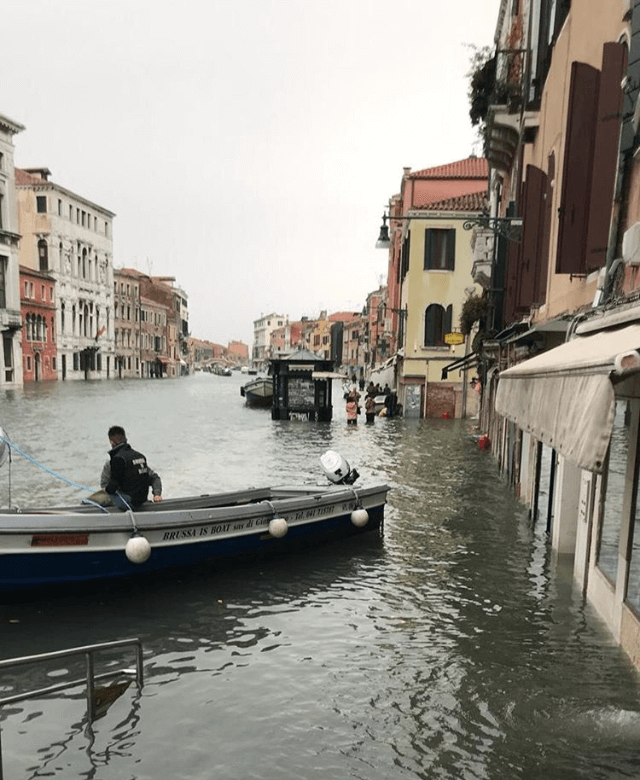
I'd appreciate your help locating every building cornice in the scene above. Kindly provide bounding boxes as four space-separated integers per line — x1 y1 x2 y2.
0 114 25 136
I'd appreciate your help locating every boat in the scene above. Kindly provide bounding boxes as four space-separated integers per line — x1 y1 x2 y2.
0 447 389 594
241 376 273 407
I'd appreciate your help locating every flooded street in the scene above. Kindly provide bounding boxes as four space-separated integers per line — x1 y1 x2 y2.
0 373 639 779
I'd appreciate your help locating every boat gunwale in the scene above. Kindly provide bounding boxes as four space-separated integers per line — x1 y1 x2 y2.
0 484 390 536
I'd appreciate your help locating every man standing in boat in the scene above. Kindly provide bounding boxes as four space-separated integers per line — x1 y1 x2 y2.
100 425 162 508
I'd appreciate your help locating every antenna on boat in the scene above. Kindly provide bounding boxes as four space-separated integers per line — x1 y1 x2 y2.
0 427 13 508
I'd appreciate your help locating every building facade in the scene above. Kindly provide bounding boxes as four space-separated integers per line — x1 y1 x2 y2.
0 114 25 388
16 167 115 381
113 268 141 378
253 312 287 370
20 266 57 382
468 0 640 671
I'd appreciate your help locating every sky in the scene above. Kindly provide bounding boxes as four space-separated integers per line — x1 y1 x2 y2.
2 0 500 348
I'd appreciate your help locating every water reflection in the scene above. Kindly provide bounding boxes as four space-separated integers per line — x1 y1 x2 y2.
1 377 640 779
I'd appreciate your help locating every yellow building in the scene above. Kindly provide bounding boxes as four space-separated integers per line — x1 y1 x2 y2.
399 192 484 418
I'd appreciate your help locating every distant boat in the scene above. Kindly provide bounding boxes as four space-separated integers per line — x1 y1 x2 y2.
241 377 273 407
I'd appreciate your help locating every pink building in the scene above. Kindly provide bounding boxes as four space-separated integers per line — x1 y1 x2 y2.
20 266 57 382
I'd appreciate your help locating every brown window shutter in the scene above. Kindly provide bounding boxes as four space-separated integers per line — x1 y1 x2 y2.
556 61 601 274
535 153 555 305
503 233 523 325
586 42 627 270
518 165 547 309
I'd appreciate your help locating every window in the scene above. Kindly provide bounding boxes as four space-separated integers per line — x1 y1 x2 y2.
597 399 629 583
57 199 62 216
424 303 453 346
38 239 48 271
424 229 456 271
3 334 13 382
36 196 47 214
0 256 7 308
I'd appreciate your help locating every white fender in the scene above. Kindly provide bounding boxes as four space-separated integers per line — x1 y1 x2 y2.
268 517 289 538
351 508 369 528
125 535 152 564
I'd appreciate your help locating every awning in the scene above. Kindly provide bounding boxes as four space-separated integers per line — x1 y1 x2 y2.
495 323 640 473
441 352 477 380
311 371 348 380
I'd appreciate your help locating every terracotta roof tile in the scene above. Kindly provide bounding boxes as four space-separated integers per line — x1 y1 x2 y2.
413 190 487 212
15 167 50 187
328 311 360 322
408 156 488 180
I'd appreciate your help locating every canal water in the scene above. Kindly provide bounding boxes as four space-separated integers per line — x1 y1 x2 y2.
0 373 639 779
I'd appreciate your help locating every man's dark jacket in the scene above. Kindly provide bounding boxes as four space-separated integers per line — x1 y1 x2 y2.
105 442 152 507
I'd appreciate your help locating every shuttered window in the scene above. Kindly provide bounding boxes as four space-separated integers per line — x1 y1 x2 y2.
399 233 411 282
556 61 600 275
424 304 452 346
518 165 547 309
586 42 626 270
536 153 554 305
424 229 455 271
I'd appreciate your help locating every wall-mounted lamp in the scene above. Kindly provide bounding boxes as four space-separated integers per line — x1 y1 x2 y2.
375 212 418 250
375 210 524 249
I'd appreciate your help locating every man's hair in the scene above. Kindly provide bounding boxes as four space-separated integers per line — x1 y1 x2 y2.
108 425 126 441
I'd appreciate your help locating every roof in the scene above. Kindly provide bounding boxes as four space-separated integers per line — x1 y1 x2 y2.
408 156 488 180
413 190 487 212
15 167 116 217
15 168 49 187
328 311 360 323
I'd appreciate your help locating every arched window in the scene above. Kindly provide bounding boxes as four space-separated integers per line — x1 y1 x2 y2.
424 304 453 347
38 239 48 271
60 301 65 334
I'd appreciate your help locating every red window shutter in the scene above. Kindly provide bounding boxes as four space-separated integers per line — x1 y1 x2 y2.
518 165 547 309
556 62 601 274
586 42 627 270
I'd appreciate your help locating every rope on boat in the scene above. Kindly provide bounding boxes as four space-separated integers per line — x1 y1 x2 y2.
116 492 140 534
0 433 94 493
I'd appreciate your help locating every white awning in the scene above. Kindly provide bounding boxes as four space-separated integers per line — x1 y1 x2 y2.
495 323 640 473
311 371 348 380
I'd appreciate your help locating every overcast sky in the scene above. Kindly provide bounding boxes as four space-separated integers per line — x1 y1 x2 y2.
3 0 499 347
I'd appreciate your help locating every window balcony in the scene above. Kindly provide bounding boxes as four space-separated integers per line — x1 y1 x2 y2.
0 308 22 330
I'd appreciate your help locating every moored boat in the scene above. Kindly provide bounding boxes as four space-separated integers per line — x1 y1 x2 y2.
0 450 388 593
241 376 273 407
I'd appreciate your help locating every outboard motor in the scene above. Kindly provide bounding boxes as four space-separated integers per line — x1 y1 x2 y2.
320 450 360 485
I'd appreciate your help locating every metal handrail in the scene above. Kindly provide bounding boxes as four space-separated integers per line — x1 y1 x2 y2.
0 638 144 780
